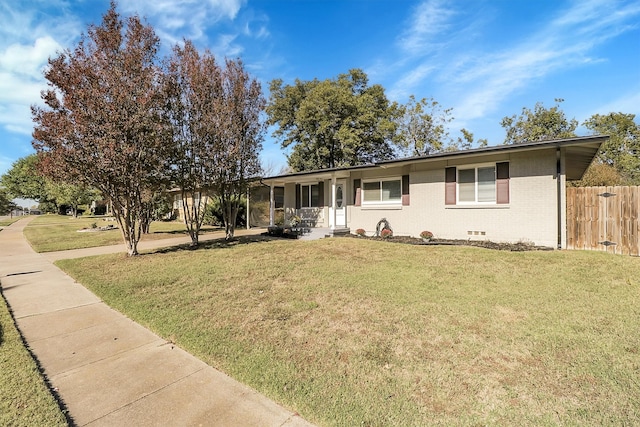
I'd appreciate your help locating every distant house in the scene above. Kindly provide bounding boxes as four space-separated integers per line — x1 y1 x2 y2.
261 135 607 248
168 182 281 228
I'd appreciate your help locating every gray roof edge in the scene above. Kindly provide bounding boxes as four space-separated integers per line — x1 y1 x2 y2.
262 135 608 181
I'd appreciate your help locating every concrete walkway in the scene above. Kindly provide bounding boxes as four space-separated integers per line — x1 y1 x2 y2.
0 217 312 426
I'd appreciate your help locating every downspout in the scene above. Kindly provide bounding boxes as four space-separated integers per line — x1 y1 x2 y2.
556 147 562 250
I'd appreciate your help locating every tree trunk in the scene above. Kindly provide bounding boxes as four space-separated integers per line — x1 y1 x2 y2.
112 201 141 256
223 199 237 241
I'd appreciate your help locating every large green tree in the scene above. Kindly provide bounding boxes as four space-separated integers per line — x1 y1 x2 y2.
583 112 640 184
394 95 452 156
501 99 578 144
267 69 397 171
32 3 171 255
0 154 49 202
0 188 16 215
46 181 96 218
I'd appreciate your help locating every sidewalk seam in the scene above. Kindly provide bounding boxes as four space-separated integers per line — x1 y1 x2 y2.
81 366 208 426
13 300 104 320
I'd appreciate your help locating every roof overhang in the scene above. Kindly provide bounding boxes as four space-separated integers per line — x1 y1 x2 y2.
262 135 608 184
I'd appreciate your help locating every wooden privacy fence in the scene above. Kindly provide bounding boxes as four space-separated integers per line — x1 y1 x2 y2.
566 186 640 256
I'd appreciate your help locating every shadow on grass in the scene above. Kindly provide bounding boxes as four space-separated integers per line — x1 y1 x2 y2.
149 227 224 236
145 233 281 256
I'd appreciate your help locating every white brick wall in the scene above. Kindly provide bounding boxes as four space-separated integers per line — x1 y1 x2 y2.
346 149 561 247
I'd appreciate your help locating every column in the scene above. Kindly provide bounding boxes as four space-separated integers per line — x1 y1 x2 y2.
269 184 275 226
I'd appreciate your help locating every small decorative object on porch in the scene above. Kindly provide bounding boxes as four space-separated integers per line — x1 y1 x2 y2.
288 215 301 227
420 230 433 242
355 228 366 237
380 228 393 239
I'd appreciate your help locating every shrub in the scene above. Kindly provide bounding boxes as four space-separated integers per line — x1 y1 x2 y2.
355 228 366 237
203 198 246 227
288 215 302 227
420 230 433 239
380 229 393 239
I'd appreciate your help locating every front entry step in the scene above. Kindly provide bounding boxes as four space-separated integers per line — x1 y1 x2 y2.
298 227 351 241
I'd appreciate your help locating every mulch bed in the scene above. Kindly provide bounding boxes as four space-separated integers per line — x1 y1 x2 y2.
345 234 554 252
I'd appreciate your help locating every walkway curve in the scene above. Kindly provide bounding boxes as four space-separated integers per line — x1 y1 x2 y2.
0 217 312 427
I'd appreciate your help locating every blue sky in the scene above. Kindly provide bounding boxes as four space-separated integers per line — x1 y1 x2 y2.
1 0 639 178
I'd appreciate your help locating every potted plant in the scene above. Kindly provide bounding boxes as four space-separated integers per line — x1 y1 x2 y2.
288 215 301 228
420 230 433 242
355 228 366 237
380 229 393 239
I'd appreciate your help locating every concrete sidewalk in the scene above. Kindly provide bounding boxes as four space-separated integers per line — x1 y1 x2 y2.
0 217 312 426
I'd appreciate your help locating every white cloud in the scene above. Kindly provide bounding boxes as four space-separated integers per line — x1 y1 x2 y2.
448 0 640 121
121 0 245 45
0 36 62 79
388 63 435 100
398 0 456 55
0 36 64 135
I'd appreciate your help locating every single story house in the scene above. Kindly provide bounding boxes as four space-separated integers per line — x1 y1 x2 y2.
261 135 607 248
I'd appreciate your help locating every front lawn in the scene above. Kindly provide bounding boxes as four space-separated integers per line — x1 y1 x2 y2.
57 238 640 426
0 292 68 426
0 217 22 227
24 215 221 252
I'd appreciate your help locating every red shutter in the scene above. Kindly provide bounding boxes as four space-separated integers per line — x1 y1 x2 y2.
354 179 361 206
402 175 410 206
445 167 456 205
496 162 509 204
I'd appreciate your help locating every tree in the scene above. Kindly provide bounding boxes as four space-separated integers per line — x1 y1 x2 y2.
583 112 640 184
501 99 578 144
267 69 397 171
394 95 452 156
0 154 50 202
163 40 223 246
568 162 625 187
213 58 265 240
46 181 96 218
0 188 16 215
32 2 170 255
440 128 489 152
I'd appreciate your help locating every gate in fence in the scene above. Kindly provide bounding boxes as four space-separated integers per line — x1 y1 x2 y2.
566 186 639 256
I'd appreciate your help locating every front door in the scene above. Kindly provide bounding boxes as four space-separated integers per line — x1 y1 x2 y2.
331 180 347 228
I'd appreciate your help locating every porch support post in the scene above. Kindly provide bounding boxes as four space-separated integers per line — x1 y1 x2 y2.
246 187 250 230
269 184 275 226
331 176 337 231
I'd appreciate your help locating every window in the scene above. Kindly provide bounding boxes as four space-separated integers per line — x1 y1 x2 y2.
446 162 509 205
301 184 320 208
458 166 496 203
362 178 402 204
274 186 284 209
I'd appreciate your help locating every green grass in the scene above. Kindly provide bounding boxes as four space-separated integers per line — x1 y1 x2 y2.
23 215 221 252
56 239 640 426
0 217 22 227
0 292 68 426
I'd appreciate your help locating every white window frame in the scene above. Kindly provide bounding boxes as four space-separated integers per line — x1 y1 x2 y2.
300 183 320 208
362 177 402 205
457 163 497 205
